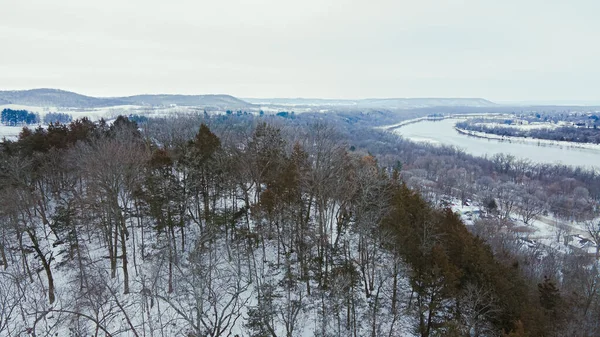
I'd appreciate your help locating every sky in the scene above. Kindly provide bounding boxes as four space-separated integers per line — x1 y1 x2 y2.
1 0 599 102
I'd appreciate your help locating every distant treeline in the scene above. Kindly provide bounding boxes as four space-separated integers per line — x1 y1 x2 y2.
456 119 600 144
1 108 40 125
127 114 149 124
43 112 72 124
510 111 599 127
1 109 76 126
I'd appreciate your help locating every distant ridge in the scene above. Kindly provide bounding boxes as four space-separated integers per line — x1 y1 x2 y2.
0 89 252 109
0 89 126 108
119 94 249 108
244 97 497 108
0 89 500 110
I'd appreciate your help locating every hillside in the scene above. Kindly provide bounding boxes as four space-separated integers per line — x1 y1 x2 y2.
0 114 584 337
0 89 127 108
0 89 253 109
119 94 250 108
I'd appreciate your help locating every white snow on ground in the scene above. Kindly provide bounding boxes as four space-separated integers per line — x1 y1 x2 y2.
57 105 147 121
1 104 230 122
448 197 598 257
0 191 419 337
0 104 55 114
0 104 132 122
0 125 24 140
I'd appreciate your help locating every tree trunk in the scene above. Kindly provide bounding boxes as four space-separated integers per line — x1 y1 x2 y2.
27 230 55 304
0 242 8 269
391 260 398 314
17 231 33 283
120 223 129 294
111 223 118 278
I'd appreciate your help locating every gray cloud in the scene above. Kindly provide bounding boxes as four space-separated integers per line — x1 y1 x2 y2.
1 0 599 101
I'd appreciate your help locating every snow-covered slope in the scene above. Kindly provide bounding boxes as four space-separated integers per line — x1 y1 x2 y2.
0 89 253 109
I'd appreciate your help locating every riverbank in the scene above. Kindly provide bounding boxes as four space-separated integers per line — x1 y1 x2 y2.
455 126 600 151
378 116 443 130
381 113 511 131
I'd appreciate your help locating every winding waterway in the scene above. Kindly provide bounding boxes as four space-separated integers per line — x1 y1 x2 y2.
394 118 600 170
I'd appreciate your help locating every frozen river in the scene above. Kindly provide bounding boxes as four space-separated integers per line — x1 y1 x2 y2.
394 118 600 170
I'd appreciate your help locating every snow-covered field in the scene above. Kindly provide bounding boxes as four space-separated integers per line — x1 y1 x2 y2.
0 103 139 122
66 105 145 120
0 104 56 114
0 125 24 140
0 104 230 142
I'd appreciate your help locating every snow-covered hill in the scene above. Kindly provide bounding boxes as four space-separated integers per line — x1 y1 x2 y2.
0 89 253 109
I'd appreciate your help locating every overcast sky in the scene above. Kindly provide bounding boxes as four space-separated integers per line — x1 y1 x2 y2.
1 0 599 101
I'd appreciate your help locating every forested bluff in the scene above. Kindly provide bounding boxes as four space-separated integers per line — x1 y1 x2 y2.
0 111 599 337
